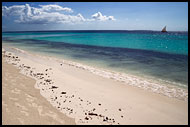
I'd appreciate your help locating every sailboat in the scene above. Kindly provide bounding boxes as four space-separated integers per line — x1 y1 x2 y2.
161 26 167 32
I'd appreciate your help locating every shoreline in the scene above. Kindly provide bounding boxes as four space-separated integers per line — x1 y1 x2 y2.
3 44 188 101
2 45 188 125
2 57 76 125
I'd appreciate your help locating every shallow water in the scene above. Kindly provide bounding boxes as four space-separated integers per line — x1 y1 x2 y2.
2 30 188 88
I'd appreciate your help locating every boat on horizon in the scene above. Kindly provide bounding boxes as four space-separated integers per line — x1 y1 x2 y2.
161 26 167 33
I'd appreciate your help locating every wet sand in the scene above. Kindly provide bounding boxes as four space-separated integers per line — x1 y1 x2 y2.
2 46 188 125
2 57 76 125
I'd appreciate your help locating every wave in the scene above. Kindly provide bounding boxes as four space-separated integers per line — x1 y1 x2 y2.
2 39 188 87
2 46 188 101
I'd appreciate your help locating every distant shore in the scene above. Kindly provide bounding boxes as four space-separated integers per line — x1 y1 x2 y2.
2 45 188 125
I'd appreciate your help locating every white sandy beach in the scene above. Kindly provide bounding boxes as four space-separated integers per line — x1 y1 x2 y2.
2 57 76 125
2 46 188 125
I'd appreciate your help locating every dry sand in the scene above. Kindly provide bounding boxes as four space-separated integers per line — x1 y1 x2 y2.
2 46 188 125
2 58 76 125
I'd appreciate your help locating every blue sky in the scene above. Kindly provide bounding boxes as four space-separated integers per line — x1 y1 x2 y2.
2 2 188 31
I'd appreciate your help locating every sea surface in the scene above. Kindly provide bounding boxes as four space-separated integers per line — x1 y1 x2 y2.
2 30 188 89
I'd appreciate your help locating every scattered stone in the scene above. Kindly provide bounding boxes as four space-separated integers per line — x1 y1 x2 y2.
45 79 51 82
85 117 89 120
25 66 30 69
61 92 66 94
88 112 98 116
52 86 58 89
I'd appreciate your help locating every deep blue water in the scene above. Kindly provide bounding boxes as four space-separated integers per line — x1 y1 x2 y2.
2 30 188 88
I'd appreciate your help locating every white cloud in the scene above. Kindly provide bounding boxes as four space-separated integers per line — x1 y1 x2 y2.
2 5 25 16
92 12 116 21
39 4 73 13
2 4 116 24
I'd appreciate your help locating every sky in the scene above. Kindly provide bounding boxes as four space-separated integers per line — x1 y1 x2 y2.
2 2 188 31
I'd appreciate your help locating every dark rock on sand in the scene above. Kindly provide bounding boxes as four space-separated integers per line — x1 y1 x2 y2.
88 112 98 116
85 117 89 120
61 92 67 94
52 86 58 89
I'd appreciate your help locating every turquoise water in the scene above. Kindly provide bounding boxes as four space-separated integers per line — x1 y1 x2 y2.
2 30 188 88
2 30 188 55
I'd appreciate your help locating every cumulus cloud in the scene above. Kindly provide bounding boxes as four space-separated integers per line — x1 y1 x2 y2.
2 5 25 16
39 5 73 13
92 12 116 21
2 4 116 24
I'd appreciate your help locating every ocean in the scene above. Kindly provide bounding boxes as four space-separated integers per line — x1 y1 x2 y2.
2 30 188 88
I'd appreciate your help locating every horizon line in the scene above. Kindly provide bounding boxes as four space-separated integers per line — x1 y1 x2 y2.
2 29 188 33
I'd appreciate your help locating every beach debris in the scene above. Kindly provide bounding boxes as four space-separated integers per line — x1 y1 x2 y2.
85 117 89 120
88 112 98 116
2 49 122 125
51 86 58 89
61 91 67 94
45 79 51 82
99 114 103 117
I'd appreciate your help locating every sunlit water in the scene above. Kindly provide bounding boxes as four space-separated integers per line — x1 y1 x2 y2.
2 30 188 89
